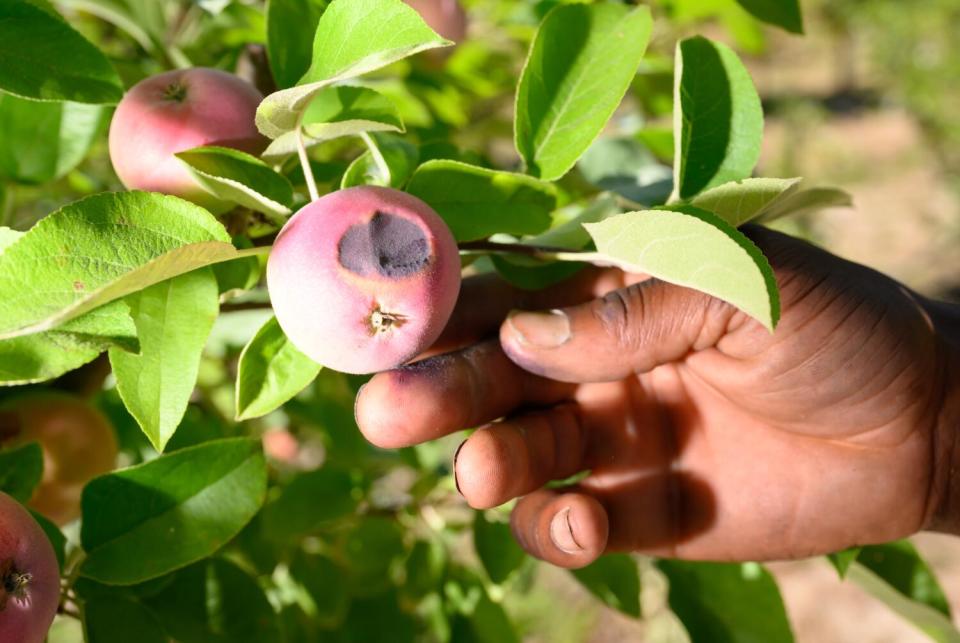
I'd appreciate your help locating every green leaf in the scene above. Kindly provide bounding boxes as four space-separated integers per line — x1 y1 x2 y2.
571 554 641 618
583 205 780 330
109 269 220 452
343 517 405 597
289 551 350 627
690 177 803 227
0 93 103 185
858 541 951 617
0 1 124 104
403 539 447 600
235 315 322 421
515 4 653 181
473 511 525 585
143 558 282 643
261 467 358 541
659 560 793 643
847 556 960 643
672 36 764 200
266 0 328 89
255 0 449 139
0 442 43 503
734 0 803 34
0 301 137 386
176 147 294 223
754 186 853 223
405 160 555 241
341 134 419 189
262 85 404 160
84 595 167 643
578 136 674 206
80 437 267 585
827 547 862 579
0 192 242 340
29 510 66 571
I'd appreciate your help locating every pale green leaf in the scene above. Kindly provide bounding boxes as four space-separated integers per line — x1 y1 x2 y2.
405 160 555 241
755 186 853 223
515 4 653 181
690 177 802 227
0 227 23 254
235 315 321 421
255 0 449 139
109 268 220 452
80 438 267 585
262 85 404 160
0 0 124 104
672 37 763 200
827 547 862 579
857 541 951 617
847 561 960 643
176 146 294 223
0 192 243 340
584 205 780 330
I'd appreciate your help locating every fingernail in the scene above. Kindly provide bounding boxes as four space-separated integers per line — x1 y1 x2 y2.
507 309 570 348
453 440 466 496
550 507 583 554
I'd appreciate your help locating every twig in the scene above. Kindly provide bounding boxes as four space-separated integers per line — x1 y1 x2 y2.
296 116 320 202
457 240 607 265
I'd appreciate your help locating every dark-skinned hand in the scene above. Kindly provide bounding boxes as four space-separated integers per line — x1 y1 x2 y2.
355 227 960 568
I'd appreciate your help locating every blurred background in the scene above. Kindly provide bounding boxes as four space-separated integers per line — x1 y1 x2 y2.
8 0 958 641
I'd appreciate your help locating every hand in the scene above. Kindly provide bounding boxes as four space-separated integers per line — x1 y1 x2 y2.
355 227 960 568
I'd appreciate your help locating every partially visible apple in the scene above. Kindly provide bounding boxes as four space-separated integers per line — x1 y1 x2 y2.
405 0 468 44
108 67 265 213
0 492 59 643
0 392 117 526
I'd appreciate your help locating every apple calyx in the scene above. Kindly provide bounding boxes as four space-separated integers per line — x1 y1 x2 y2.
0 558 32 611
163 82 189 103
369 307 407 334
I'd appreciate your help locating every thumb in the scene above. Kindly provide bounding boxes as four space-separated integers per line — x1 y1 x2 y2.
499 279 740 383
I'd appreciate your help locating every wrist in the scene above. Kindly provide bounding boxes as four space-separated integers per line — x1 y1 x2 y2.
925 298 960 533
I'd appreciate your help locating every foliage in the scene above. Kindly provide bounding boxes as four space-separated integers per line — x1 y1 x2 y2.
0 0 949 641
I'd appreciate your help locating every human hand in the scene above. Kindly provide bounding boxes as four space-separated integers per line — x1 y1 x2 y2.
355 227 960 568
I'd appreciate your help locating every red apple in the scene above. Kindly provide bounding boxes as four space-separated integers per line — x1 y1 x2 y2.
108 67 265 213
267 186 461 374
0 492 59 643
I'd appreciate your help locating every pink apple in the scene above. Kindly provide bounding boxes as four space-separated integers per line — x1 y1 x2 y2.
108 67 265 213
267 186 461 374
405 0 468 44
0 492 59 643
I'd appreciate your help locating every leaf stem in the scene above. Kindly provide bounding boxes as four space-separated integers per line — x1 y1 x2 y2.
360 132 391 185
457 240 608 266
296 116 320 202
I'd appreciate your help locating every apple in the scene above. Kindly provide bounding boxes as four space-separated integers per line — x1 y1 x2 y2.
108 67 266 213
0 392 117 526
405 0 468 44
0 492 59 643
267 186 461 374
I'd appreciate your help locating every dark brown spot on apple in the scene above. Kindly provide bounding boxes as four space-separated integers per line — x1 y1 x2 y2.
338 211 430 278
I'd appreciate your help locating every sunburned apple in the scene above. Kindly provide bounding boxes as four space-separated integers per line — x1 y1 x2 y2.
0 393 118 526
405 0 467 44
108 67 265 213
0 492 59 643
267 186 461 374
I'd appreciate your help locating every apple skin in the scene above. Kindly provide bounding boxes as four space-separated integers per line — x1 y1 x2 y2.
0 492 59 643
108 67 265 213
405 0 468 43
267 186 461 374
0 392 117 526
